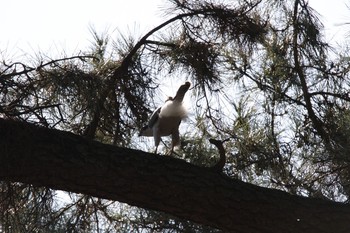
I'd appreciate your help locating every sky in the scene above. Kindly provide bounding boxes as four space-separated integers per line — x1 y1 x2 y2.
1 0 349 60
1 0 164 58
309 0 349 44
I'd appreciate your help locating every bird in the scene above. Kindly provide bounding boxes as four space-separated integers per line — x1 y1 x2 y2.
139 81 191 154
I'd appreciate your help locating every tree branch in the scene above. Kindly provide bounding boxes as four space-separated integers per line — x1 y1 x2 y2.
0 55 96 79
209 138 227 172
292 0 329 143
0 119 350 232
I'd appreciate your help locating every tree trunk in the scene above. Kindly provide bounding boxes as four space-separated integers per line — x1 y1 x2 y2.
0 119 349 232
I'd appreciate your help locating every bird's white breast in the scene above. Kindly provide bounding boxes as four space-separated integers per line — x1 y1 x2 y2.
159 100 187 119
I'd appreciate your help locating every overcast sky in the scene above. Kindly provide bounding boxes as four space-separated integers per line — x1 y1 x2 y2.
1 0 164 58
1 0 349 58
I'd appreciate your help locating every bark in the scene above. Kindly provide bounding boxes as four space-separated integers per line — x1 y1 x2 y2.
0 118 349 233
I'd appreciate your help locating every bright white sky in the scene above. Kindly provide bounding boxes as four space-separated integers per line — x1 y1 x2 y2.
1 0 164 58
0 0 349 58
308 0 349 43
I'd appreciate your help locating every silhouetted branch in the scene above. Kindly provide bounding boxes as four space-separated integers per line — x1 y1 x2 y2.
209 138 229 172
1 118 350 232
1 55 96 79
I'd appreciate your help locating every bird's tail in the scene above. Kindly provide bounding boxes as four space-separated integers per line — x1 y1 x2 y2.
139 125 153 137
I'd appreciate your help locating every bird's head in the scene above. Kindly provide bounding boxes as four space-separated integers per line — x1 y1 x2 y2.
176 81 190 94
165 82 191 104
184 81 191 90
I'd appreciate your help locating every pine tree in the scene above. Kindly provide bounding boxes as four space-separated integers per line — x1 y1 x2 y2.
1 0 350 232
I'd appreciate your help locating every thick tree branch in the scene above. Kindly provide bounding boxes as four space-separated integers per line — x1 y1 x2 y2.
0 118 350 232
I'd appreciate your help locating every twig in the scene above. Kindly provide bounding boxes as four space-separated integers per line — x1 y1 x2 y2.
208 138 229 172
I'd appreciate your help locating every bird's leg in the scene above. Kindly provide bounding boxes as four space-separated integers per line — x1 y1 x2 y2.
153 127 161 154
167 127 180 156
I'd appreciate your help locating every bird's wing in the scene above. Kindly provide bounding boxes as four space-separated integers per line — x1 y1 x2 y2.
148 106 161 128
173 81 191 103
139 125 153 136
139 107 161 136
